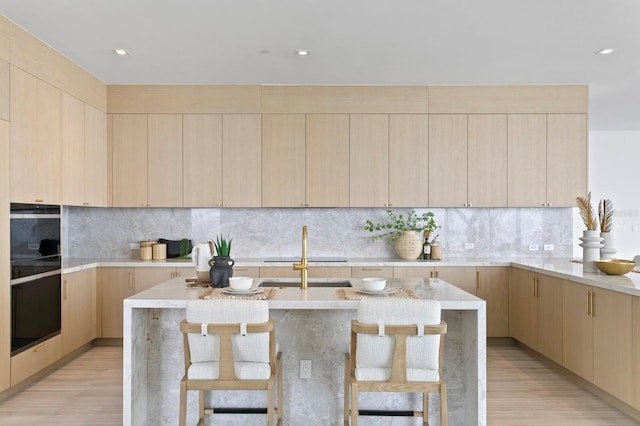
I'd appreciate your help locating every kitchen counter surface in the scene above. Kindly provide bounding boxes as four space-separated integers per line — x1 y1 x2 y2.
65 256 640 296
123 277 486 425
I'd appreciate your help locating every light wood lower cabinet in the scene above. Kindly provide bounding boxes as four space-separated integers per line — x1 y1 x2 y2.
563 280 633 405
509 268 562 364
351 266 393 279
99 268 134 338
10 334 62 386
260 266 351 279
633 297 640 410
62 269 97 356
393 266 508 337
232 267 260 278
475 267 509 337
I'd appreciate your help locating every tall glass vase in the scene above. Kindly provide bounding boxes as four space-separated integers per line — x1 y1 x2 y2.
579 230 603 273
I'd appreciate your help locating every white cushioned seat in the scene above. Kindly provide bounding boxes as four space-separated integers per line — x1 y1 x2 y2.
355 298 441 382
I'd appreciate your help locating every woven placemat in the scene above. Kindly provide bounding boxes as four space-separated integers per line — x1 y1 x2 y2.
185 278 211 288
200 288 277 300
337 288 419 300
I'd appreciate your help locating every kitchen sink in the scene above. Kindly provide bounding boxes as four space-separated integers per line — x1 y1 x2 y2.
260 280 352 288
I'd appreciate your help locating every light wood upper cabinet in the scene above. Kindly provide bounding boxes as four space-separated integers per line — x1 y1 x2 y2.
147 114 183 207
428 115 468 207
467 114 507 207
0 119 9 393
389 115 429 207
306 114 349 207
62 93 85 206
262 114 306 207
546 114 587 206
112 114 148 207
222 114 262 207
0 59 8 121
183 114 223 207
10 66 62 204
62 269 97 356
83 104 107 207
62 95 107 207
350 114 389 207
507 114 547 207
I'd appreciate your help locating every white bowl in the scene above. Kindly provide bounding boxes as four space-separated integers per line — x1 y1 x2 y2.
362 278 386 291
228 277 253 290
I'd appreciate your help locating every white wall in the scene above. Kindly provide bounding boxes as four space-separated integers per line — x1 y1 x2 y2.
574 131 640 259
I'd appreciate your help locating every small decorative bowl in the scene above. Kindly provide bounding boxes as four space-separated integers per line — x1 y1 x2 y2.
362 278 386 291
228 277 253 290
594 259 636 275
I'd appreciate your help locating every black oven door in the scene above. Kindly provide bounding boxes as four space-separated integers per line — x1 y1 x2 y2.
11 271 62 356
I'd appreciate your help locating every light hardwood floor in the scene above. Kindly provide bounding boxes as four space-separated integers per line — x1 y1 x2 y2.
0 345 637 425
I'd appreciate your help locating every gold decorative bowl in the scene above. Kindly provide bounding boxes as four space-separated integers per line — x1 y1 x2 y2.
594 259 636 275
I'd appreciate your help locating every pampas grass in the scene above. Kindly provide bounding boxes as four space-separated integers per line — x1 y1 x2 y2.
598 198 614 232
576 192 598 231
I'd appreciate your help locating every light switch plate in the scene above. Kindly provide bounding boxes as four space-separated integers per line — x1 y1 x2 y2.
464 243 474 250
544 244 554 251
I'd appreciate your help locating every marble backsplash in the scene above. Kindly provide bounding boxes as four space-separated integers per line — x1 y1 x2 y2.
63 207 573 259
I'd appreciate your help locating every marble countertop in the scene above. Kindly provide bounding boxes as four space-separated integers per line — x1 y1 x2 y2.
124 277 485 310
65 256 640 297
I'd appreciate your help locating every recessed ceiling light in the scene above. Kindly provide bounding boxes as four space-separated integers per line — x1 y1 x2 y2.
596 48 614 55
114 49 129 56
295 49 310 56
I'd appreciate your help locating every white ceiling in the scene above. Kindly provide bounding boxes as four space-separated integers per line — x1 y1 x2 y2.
1 0 640 130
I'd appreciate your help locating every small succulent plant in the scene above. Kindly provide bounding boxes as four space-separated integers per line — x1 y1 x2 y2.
213 234 232 257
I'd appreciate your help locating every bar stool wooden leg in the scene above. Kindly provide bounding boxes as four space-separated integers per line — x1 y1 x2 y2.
267 380 274 426
198 390 205 423
179 379 187 426
277 354 283 425
423 392 429 425
351 381 358 426
441 384 447 426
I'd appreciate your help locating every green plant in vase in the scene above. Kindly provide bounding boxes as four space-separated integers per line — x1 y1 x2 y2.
213 234 232 257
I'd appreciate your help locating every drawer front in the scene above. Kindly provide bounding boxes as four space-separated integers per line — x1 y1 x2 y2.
11 334 62 386
351 266 394 279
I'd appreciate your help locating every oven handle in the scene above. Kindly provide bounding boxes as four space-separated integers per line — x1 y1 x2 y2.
10 269 62 285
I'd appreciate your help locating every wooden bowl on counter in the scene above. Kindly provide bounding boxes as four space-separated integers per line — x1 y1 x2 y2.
594 259 636 275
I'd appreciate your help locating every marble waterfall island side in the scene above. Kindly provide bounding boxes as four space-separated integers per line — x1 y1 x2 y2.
123 278 486 425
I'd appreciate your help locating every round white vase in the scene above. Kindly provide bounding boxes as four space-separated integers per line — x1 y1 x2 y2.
394 231 423 260
599 232 617 260
579 230 603 273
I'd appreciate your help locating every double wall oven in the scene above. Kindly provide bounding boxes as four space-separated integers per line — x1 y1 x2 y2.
10 203 61 356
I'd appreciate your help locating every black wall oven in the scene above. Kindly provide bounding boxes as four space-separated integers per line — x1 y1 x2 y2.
10 203 62 356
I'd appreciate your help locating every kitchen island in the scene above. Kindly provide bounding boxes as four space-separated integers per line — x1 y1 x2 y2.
123 277 486 425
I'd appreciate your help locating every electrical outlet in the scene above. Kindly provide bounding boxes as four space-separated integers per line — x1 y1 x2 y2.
528 244 539 251
300 360 312 379
130 242 140 250
544 244 554 251
464 243 474 250
27 243 39 250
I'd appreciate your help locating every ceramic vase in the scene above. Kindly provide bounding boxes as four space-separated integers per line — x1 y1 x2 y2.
599 232 617 260
208 256 235 288
579 230 603 273
394 231 423 260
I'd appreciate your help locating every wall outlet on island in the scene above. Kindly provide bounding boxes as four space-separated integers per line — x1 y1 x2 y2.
544 244 554 251
300 360 312 379
130 242 140 250
464 243 475 250
528 244 539 251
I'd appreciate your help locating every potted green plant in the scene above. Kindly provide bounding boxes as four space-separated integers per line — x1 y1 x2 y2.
364 210 440 260
209 235 235 288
